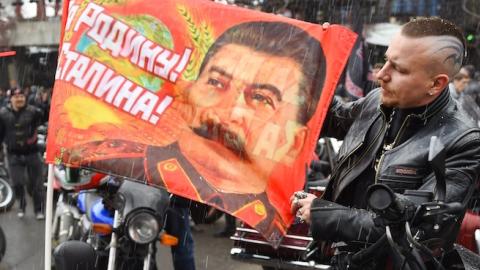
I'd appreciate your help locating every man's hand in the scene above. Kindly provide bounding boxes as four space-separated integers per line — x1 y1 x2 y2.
290 191 317 224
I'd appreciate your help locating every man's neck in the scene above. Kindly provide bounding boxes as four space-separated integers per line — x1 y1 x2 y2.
397 104 428 115
11 105 24 112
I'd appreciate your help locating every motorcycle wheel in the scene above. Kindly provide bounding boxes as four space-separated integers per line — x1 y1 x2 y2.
0 227 5 262
190 202 224 224
0 177 14 212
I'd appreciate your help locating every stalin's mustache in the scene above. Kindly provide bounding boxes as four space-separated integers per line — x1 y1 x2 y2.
193 121 250 162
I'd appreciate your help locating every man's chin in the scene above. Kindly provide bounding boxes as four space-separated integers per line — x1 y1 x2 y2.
380 93 395 108
381 100 394 108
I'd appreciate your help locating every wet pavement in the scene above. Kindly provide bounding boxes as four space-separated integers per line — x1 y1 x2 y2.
0 201 260 270
0 206 46 270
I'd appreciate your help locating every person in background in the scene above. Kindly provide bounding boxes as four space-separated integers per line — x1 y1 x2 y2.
462 64 476 80
474 70 480 82
29 86 51 123
449 67 471 100
214 213 236 237
165 196 196 270
0 87 45 219
460 80 480 125
365 62 384 94
371 62 384 79
0 88 8 107
22 85 34 104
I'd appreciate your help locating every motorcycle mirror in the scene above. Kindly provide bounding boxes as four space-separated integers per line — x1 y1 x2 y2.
64 167 94 186
428 136 446 202
366 184 395 212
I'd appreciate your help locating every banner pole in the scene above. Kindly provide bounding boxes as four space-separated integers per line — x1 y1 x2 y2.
45 0 70 267
44 164 54 270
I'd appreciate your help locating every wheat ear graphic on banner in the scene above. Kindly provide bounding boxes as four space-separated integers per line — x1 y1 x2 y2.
177 5 215 81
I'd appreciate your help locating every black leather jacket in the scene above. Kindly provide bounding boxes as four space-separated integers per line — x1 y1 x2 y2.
0 104 43 154
311 88 480 249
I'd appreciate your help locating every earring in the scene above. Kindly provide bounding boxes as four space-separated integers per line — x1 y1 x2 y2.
428 92 434 96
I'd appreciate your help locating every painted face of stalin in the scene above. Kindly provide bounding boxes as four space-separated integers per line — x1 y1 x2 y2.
186 43 308 189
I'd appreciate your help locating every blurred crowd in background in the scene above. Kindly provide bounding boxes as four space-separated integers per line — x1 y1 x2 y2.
0 85 51 121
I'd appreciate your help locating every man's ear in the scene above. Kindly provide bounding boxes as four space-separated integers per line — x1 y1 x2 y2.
430 74 450 95
285 126 308 162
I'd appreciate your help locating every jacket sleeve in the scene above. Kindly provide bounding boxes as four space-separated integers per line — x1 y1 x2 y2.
310 198 384 243
419 129 480 204
416 130 480 247
311 130 480 245
321 91 375 139
311 194 421 244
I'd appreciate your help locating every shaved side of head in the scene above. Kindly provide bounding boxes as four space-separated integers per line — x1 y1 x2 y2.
401 18 465 78
422 36 464 77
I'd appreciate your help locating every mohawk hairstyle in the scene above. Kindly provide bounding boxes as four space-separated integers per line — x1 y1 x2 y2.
402 17 466 61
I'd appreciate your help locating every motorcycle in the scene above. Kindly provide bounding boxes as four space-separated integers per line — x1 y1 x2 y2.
0 176 14 212
231 136 480 269
37 123 48 154
53 171 177 270
50 166 106 246
230 138 338 270
0 167 13 263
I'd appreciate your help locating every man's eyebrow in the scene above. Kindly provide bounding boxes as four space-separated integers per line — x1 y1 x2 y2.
251 83 282 102
385 55 405 70
209 66 233 80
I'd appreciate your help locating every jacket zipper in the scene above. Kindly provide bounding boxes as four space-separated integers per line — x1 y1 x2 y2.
331 112 387 184
374 114 412 183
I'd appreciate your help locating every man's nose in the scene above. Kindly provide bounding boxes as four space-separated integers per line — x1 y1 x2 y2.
376 64 390 82
225 81 248 108
229 91 253 126
234 90 247 106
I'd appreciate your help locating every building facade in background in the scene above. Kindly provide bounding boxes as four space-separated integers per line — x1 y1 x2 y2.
0 0 478 90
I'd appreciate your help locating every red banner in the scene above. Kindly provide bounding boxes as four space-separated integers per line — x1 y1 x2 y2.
46 0 356 247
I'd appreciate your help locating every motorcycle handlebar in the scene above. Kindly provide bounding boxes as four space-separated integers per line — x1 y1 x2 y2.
342 183 464 268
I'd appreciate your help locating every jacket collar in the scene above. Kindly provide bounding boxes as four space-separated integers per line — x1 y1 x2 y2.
7 103 27 113
379 87 451 122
